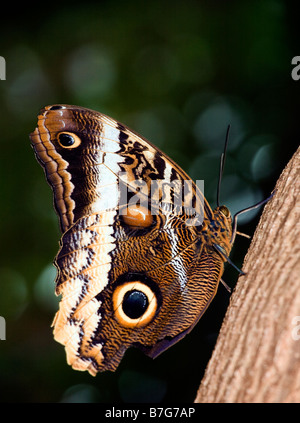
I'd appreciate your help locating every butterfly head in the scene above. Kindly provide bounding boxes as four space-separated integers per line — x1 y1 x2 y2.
208 204 233 258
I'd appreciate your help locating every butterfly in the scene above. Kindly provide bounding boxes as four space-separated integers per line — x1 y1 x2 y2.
30 104 260 376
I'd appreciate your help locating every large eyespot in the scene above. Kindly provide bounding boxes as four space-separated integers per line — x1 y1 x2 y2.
57 132 82 149
122 290 149 319
112 281 158 328
219 205 231 218
120 204 153 229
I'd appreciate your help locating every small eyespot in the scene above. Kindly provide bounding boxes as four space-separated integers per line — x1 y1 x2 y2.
219 205 231 218
49 105 64 110
112 281 158 328
57 132 81 149
120 204 153 228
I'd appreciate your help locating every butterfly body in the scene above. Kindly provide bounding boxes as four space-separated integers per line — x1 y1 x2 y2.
30 105 232 375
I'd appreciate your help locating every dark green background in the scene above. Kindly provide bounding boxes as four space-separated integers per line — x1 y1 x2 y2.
0 0 298 402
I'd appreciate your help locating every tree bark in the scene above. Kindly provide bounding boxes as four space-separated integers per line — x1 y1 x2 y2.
195 147 300 403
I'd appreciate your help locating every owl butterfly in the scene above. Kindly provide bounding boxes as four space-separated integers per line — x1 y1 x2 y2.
30 105 258 376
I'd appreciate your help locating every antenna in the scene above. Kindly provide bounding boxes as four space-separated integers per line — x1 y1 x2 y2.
231 191 276 244
217 125 231 207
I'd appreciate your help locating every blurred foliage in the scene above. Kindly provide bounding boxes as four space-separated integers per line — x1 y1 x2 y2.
0 0 299 403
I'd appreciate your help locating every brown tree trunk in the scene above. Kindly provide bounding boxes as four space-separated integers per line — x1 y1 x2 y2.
195 147 300 403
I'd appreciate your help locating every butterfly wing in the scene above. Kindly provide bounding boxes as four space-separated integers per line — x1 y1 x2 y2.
30 104 231 375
